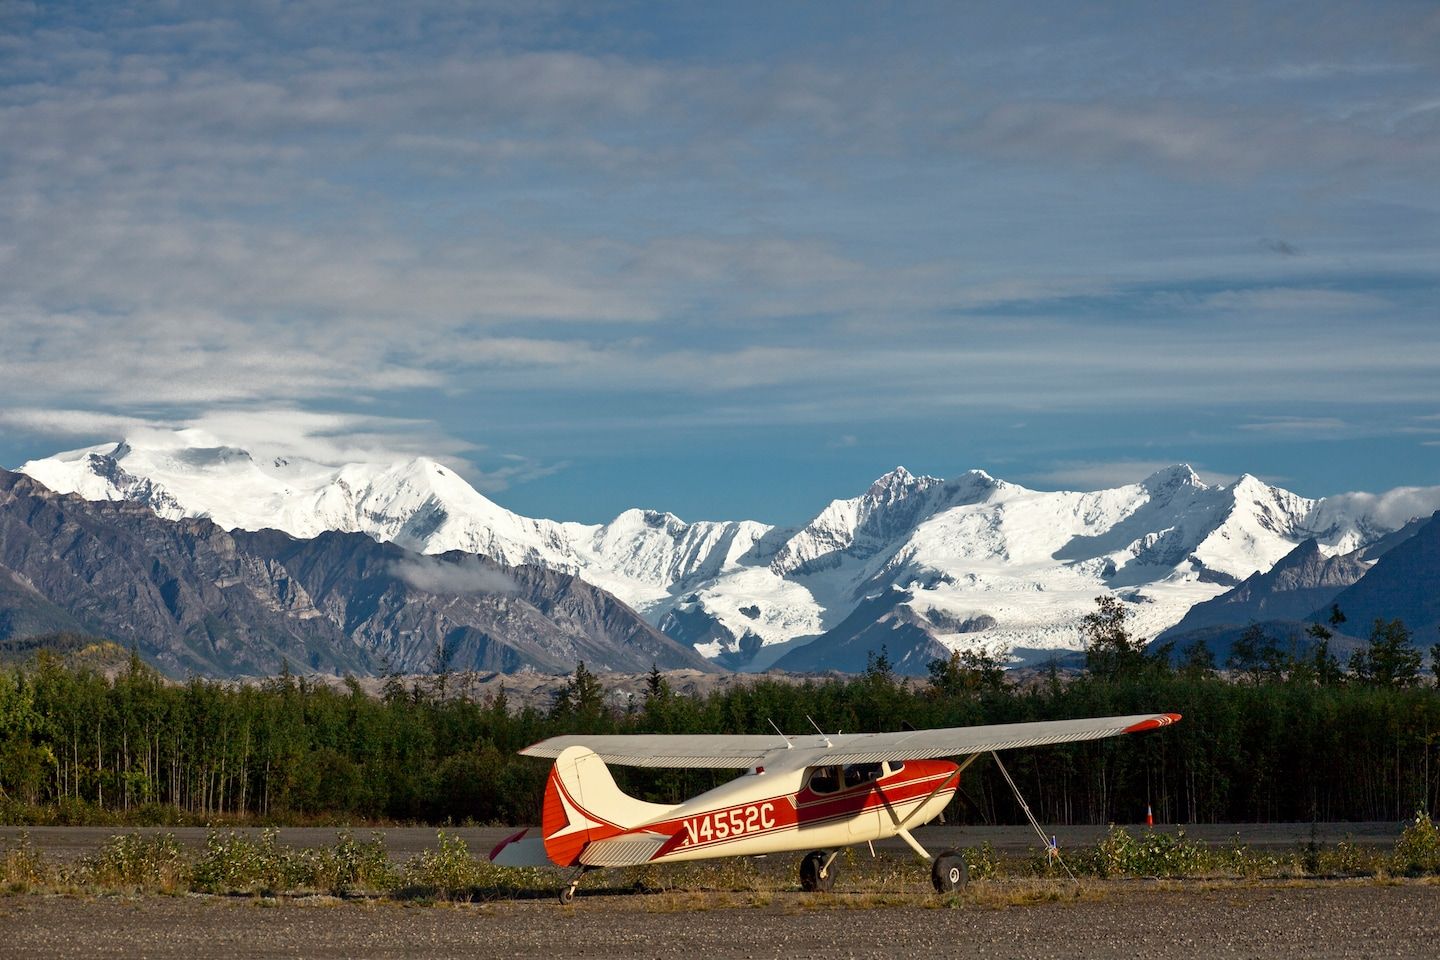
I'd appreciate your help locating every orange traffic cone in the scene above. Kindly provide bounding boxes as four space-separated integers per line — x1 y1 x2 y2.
1146 804 1154 827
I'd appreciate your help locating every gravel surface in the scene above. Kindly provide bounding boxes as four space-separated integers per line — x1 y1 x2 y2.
1 882 1436 959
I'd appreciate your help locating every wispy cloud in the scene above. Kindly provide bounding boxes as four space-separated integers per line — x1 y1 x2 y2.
1238 416 1349 436
389 555 518 595
1 2 1438 508
1022 460 1233 491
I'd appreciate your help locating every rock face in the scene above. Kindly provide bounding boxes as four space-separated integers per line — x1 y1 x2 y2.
0 469 715 678
769 588 952 675
1158 538 1373 639
1318 511 1440 639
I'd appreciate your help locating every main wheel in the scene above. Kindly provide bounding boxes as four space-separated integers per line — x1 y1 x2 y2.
931 850 969 894
559 884 576 904
799 850 836 892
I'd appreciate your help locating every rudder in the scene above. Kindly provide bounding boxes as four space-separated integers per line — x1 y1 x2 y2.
541 745 676 866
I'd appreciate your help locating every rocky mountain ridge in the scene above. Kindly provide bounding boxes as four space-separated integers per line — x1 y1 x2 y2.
0 468 713 677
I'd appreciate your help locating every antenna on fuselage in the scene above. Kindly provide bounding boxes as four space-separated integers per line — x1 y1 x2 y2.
766 717 792 749
805 714 833 749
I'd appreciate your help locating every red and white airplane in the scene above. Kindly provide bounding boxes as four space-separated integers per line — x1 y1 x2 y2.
489 712 1181 901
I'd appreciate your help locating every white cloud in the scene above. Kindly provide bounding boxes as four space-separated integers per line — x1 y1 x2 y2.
0 406 474 471
389 554 518 595
1238 417 1349 436
1310 486 1440 530
1 1 1438 497
1023 460 1233 491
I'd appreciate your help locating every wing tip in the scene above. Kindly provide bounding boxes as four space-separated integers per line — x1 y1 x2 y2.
1122 712 1182 734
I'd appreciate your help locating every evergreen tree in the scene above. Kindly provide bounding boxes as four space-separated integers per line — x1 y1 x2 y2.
550 661 609 728
1179 638 1216 676
1305 624 1345 686
1350 619 1422 688
1080 595 1148 680
927 647 1011 697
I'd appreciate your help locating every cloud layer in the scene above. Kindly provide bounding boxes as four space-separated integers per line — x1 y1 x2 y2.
2 2 1437 517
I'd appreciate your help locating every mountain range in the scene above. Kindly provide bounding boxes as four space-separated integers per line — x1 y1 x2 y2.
0 468 712 677
14 431 1440 675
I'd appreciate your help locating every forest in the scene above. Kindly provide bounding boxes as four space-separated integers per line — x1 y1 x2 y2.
1 600 1438 828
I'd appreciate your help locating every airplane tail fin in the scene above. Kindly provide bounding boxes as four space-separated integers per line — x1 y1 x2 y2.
541 745 675 866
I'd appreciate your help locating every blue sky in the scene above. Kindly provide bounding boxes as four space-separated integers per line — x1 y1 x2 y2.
1 1 1438 524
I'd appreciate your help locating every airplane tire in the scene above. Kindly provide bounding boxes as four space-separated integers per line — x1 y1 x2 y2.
559 884 576 905
800 850 836 892
931 850 969 894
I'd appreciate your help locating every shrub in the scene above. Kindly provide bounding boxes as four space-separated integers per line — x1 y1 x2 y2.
964 841 1001 881
81 833 189 893
1392 810 1440 876
1092 825 1208 878
1319 837 1379 877
305 831 398 895
402 832 483 897
1 833 53 892
192 829 308 894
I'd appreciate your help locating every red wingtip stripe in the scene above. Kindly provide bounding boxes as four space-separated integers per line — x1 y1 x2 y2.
1123 712 1182 734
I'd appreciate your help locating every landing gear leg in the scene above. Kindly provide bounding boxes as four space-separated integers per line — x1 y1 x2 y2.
559 865 597 904
799 850 839 892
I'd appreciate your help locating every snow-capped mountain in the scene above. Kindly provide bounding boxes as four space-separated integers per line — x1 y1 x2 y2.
20 433 1440 671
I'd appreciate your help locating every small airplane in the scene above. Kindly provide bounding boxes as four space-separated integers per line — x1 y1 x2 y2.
489 712 1181 902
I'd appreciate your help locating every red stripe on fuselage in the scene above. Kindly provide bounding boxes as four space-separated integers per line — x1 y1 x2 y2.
645 759 958 858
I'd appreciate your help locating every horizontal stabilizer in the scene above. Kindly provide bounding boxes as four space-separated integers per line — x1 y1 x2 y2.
488 830 552 867
579 834 669 867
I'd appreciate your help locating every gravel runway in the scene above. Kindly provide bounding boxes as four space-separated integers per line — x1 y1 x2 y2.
2 882 1436 960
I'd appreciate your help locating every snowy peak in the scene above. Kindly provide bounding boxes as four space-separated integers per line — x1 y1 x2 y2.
769 466 1000 578
864 465 924 499
1141 463 1204 496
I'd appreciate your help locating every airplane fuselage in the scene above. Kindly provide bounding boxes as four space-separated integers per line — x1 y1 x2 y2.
555 757 959 867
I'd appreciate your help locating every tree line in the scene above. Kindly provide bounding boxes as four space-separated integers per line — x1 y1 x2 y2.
1 601 1437 827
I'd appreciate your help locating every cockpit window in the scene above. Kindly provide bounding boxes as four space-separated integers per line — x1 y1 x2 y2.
843 763 884 788
807 766 841 794
883 760 905 777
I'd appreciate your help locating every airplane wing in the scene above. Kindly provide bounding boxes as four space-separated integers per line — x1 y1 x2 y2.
519 713 1180 768
520 734 785 768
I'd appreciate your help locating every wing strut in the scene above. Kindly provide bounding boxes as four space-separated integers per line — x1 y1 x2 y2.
989 750 1079 888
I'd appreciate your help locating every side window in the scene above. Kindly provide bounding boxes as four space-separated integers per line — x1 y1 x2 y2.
883 760 905 777
843 763 883 788
808 766 841 794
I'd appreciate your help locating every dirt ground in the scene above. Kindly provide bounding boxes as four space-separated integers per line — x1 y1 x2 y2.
1 881 1437 960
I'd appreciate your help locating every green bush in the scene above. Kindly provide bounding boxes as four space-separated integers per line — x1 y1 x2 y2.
304 831 398 895
964 841 1001 881
1 833 54 892
1318 837 1379 876
81 833 189 892
1091 825 1209 877
402 831 484 897
192 829 309 894
1392 811 1440 875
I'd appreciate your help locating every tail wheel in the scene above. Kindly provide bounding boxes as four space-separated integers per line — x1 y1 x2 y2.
799 850 836 892
931 850 968 894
